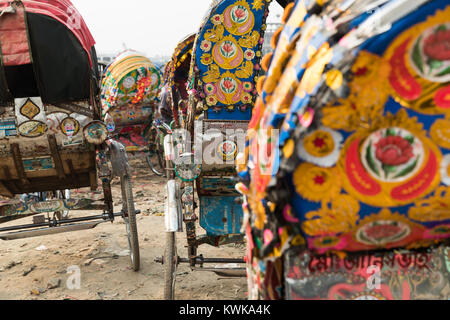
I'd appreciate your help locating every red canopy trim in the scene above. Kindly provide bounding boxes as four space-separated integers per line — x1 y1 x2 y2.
0 0 95 66
0 1 31 66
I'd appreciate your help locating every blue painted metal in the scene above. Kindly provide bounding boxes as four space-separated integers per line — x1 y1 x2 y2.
201 177 236 191
200 196 243 236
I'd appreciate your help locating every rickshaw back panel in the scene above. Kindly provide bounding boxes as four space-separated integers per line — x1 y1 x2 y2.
200 196 243 236
0 99 97 196
0 1 99 197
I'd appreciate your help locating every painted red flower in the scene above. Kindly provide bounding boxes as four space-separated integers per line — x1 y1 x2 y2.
223 43 234 54
223 79 234 90
313 137 326 148
423 29 450 61
223 142 233 153
375 136 414 166
354 67 368 77
235 8 245 19
313 175 325 185
365 224 402 240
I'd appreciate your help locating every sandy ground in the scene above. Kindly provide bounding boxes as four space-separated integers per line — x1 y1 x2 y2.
0 157 247 300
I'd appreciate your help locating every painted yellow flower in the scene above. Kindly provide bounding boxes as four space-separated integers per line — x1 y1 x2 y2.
252 0 264 11
241 92 253 104
200 40 212 52
206 95 217 106
211 14 223 25
293 163 341 203
303 129 335 157
200 53 213 66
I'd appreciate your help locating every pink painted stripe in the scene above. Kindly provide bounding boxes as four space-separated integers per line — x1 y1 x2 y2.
0 3 31 66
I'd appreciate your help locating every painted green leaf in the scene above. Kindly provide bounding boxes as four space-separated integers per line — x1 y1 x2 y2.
366 143 380 176
429 59 443 70
412 37 424 73
437 66 450 77
435 24 447 32
359 231 373 244
404 135 415 145
393 156 419 179
382 163 397 179
255 237 262 250
386 128 396 137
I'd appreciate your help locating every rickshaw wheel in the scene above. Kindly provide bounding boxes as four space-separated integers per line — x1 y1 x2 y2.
146 127 166 177
121 175 140 271
146 152 165 177
164 231 177 300
55 190 70 220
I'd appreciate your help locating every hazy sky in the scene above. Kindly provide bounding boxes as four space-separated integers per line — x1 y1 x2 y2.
71 0 283 58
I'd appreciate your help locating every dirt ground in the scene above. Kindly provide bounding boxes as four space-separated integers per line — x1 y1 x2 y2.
0 157 247 300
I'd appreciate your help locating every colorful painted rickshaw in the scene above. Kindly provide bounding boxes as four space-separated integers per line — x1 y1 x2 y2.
157 0 291 299
0 0 140 271
100 50 163 175
239 0 450 299
159 33 196 128
149 33 197 178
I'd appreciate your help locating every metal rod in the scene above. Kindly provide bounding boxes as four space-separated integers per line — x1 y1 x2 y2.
178 257 245 264
0 210 139 233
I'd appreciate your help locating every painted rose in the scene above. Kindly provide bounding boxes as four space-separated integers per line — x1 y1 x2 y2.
365 223 403 240
423 29 450 61
222 142 233 153
222 42 234 55
223 79 234 90
234 8 246 20
375 135 414 166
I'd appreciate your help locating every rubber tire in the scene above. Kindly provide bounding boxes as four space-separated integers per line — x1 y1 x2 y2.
121 175 140 271
147 127 166 177
164 231 177 300
146 153 165 177
55 190 70 220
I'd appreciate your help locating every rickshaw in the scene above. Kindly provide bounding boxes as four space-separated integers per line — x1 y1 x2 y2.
149 33 197 177
240 0 450 299
159 33 196 128
100 51 163 176
0 0 140 271
157 0 291 300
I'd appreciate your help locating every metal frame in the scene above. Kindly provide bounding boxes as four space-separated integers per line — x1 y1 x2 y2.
0 141 133 238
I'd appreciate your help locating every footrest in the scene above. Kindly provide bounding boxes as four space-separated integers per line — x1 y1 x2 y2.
192 265 246 278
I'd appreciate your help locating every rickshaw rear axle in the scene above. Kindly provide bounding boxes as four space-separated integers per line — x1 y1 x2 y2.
179 256 245 265
155 254 244 266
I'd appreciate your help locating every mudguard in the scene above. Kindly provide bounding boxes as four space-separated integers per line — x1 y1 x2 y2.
108 140 130 178
165 179 183 232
